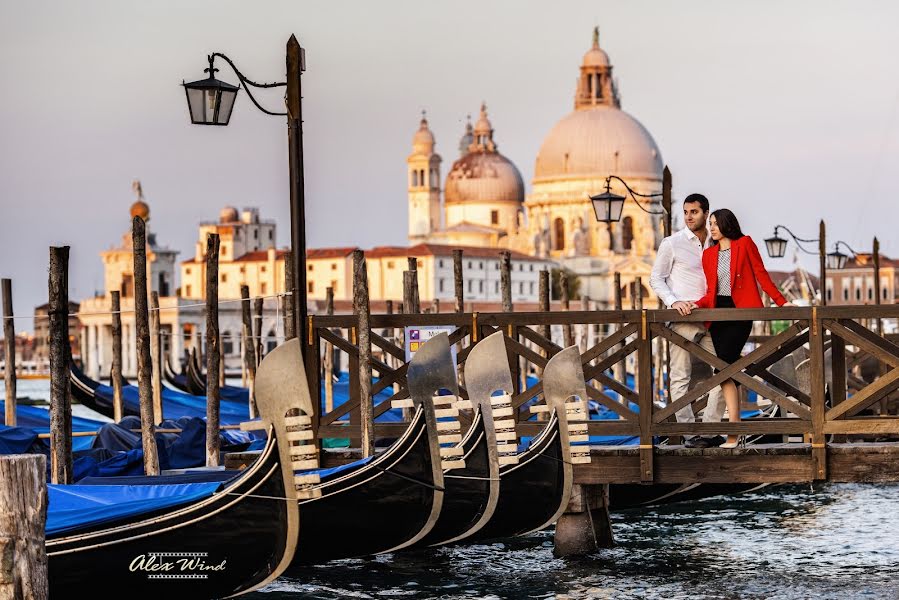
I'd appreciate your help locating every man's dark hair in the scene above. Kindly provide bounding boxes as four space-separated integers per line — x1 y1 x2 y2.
683 193 709 213
710 208 745 244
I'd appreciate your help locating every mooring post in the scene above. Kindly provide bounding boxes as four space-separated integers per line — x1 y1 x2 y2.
254 296 264 365
132 219 160 475
553 483 614 557
323 286 335 413
613 272 625 389
2 279 16 427
500 251 513 312
205 233 221 467
561 270 574 347
48 247 73 484
149 291 163 424
283 249 296 341
353 250 374 457
407 257 420 313
240 285 257 420
0 454 48 599
110 290 124 422
453 249 464 314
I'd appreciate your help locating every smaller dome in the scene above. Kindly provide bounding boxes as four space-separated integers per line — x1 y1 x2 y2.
582 27 610 68
219 206 239 223
473 102 492 137
458 115 474 157
445 152 524 205
130 200 149 221
412 111 435 155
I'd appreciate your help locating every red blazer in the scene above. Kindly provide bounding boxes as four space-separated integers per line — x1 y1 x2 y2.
695 236 787 309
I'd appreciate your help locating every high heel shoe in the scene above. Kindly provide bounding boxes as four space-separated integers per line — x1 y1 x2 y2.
720 435 746 449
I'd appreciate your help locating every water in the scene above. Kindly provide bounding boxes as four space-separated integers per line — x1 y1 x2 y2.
250 483 899 599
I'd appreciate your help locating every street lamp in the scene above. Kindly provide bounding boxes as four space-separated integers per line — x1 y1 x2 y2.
826 242 853 271
764 222 828 305
181 36 309 352
589 175 667 223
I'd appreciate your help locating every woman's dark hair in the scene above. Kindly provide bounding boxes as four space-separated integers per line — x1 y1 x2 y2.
710 208 744 244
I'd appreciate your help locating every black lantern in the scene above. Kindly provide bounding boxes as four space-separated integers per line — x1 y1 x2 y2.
764 233 788 259
590 185 626 223
826 249 849 270
183 57 239 126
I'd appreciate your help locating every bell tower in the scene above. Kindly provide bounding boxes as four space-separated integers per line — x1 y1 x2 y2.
575 27 619 110
407 111 442 242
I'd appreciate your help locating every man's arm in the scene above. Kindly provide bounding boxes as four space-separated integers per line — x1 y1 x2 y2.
649 238 679 307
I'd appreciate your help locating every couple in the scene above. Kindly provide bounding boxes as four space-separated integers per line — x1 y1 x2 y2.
650 194 792 449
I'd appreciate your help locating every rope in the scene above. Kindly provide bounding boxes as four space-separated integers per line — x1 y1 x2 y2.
370 463 445 492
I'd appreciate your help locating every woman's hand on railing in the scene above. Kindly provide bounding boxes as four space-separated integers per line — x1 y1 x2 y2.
782 301 796 307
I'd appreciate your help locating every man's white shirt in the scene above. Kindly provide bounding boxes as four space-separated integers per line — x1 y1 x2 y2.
649 227 711 308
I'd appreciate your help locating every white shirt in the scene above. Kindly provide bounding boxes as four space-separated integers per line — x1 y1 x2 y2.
650 227 711 307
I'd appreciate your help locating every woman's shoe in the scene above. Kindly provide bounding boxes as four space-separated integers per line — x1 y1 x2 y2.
720 436 746 449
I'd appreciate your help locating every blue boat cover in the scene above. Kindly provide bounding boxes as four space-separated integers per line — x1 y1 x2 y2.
0 425 38 454
1 401 106 451
91 384 250 425
46 481 224 535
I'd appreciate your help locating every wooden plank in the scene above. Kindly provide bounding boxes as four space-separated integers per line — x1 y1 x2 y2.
573 454 815 484
652 420 808 435
826 369 899 419
583 384 639 421
809 309 827 480
517 325 560 356
824 419 899 434
637 311 653 482
826 319 899 368
593 372 639 404
831 334 847 408
370 330 406 361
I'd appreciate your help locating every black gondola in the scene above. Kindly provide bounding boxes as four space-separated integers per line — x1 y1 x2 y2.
70 363 119 419
47 361 300 598
163 353 193 394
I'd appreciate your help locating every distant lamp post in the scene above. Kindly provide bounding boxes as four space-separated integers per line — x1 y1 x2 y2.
826 246 851 271
764 232 789 259
764 222 828 305
589 175 666 223
182 57 240 125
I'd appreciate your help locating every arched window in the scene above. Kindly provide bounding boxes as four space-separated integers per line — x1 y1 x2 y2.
411 170 418 187
622 216 634 251
553 218 565 251
420 169 426 187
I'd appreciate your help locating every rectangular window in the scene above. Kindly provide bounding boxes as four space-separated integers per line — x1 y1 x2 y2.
468 261 473 269
479 262 483 269
268 230 273 240
185 284 192 297
439 259 444 268
331 280 338 294
221 273 227 283
467 280 473 293
439 279 445 293
530 264 534 272
254 229 259 239
261 282 267 294
331 262 337 270
479 281 484 293
490 210 499 225
185 267 191 275
387 261 395 269
308 264 314 271
519 282 524 294
261 265 266 272
308 281 314 293
495 281 499 293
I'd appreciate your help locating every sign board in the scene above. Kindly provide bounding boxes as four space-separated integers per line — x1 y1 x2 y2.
404 325 458 368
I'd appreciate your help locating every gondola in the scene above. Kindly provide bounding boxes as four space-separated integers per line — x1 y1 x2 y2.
163 353 193 395
411 332 501 547
47 348 300 598
469 344 589 541
186 349 250 403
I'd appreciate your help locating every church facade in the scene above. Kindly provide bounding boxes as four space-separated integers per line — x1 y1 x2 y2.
407 28 666 307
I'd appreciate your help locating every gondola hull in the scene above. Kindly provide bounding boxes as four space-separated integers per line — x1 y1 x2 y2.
47 433 291 598
289 408 440 566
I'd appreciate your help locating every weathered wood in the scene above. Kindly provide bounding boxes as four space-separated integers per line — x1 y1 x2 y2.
254 296 264 365
323 286 335 413
48 247 73 484
0 454 48 599
637 310 653 482
110 290 124 422
2 279 16 427
205 232 221 468
553 483 613 556
283 249 296 340
353 250 374 456
149 291 163 424
241 285 258 420
500 251 512 312
819 219 827 306
560 270 574 347
613 272 624 385
132 220 160 476
662 165 673 236
539 269 550 342
809 308 827 479
453 249 464 314
407 257 420 313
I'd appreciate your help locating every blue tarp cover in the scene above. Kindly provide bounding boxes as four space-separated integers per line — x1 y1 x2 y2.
46 481 224 536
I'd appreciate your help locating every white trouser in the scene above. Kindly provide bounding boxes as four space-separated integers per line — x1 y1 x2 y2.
667 322 725 434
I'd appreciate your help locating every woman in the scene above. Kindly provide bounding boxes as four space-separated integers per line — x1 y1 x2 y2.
690 209 793 448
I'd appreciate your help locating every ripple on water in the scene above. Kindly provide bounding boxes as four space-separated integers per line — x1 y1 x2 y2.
249 483 899 599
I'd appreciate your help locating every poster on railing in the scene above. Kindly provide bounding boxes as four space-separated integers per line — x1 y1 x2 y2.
404 325 458 368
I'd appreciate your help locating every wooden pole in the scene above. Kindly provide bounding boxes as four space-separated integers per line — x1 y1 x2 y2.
254 296 264 365
407 257 420 313
403 272 418 315
2 279 16 427
205 233 221 467
110 290 124 422
48 246 73 484
561 270 574 347
131 219 160 476
874 237 882 333
539 269 550 341
453 249 464 314
241 285 258 420
500 251 513 312
579 295 590 353
286 34 309 355
662 165 673 237
353 250 374 456
431 298 440 313
323 286 335 413
819 219 827 306
613 271 625 389
283 249 296 340
149 291 163 424
0 454 48 599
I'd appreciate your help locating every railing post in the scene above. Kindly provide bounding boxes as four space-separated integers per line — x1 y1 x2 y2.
354 250 374 457
809 306 827 480
638 309 653 482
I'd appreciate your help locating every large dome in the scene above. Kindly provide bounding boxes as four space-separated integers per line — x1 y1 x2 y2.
445 152 524 205
534 105 662 182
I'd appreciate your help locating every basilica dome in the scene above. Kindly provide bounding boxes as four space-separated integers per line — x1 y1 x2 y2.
534 105 662 181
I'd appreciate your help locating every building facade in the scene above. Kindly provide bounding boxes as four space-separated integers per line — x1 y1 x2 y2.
825 253 898 306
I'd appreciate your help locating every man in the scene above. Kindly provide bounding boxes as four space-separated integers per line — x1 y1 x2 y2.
649 193 724 448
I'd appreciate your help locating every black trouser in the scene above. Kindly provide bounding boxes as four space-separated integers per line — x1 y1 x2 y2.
709 296 752 386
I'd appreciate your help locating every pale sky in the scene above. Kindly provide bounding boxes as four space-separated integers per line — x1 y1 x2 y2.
2 0 899 331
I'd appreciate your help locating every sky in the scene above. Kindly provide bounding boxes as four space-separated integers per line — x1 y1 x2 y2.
2 0 899 331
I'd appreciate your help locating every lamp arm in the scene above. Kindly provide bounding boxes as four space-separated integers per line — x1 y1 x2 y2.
773 225 819 256
209 53 288 117
834 240 860 256
605 175 667 216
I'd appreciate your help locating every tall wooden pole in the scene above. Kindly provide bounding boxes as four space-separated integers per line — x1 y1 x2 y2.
110 290 124 422
407 257 420 313
353 250 374 456
2 279 16 427
283 249 296 340
48 246 73 484
205 233 221 467
241 285 257 420
286 34 308 352
561 270 574 347
819 220 827 306
874 237 882 333
149 291 163 424
453 249 464 314
323 286 335 413
500 251 513 312
539 269 550 341
254 297 264 365
132 219 160 476
662 165 673 237
613 271 625 388
0 454 48 599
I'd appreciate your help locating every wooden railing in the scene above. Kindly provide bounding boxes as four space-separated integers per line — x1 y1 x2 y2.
302 305 899 482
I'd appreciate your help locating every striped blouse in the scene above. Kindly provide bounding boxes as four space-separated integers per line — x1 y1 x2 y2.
717 247 732 296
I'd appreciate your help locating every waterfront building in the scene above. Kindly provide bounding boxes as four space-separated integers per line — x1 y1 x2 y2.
825 253 899 306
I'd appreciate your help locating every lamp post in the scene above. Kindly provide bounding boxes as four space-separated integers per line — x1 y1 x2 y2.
182 35 308 352
763 221 827 305
589 174 668 224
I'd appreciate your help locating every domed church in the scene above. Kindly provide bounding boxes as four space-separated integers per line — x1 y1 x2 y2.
407 27 666 307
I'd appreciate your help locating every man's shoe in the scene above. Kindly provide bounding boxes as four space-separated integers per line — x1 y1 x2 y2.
706 435 726 448
684 437 711 449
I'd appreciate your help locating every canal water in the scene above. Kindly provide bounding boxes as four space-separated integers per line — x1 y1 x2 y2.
252 483 899 599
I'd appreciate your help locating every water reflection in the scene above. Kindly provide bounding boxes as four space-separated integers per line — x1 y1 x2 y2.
252 484 899 599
